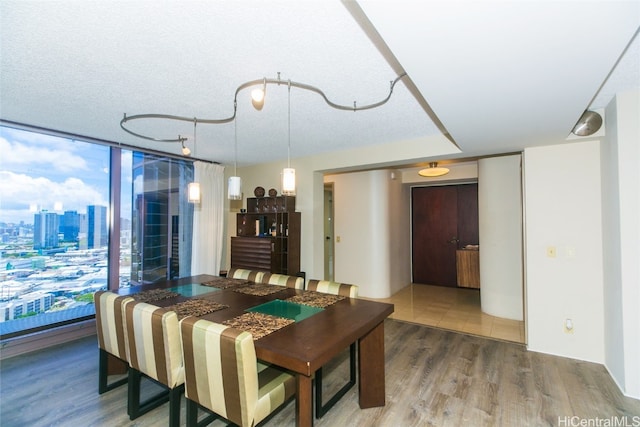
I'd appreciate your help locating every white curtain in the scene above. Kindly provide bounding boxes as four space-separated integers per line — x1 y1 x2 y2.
191 161 225 275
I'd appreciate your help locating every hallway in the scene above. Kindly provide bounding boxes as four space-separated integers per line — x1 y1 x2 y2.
372 283 525 343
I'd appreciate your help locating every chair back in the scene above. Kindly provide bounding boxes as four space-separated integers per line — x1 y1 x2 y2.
227 268 265 283
261 273 304 289
181 318 259 427
124 301 184 388
94 290 134 360
306 280 359 298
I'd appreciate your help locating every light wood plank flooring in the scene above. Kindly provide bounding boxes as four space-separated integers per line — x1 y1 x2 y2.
370 284 525 343
2 320 638 426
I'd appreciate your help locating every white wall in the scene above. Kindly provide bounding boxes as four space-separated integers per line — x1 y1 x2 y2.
602 89 640 399
478 155 523 320
388 170 411 296
330 171 378 292
523 140 604 363
324 169 410 298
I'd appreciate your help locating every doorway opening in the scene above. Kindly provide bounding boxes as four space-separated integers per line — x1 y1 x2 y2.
407 181 524 343
323 183 335 281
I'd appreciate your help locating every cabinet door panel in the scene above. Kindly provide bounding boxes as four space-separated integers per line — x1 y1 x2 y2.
231 237 272 271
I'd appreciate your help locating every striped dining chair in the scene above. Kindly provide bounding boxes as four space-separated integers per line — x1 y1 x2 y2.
227 268 266 283
261 273 305 289
180 317 296 427
124 301 185 427
94 290 134 395
306 279 359 418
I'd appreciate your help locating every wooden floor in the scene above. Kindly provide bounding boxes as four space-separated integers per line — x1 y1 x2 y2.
370 283 525 343
2 319 638 426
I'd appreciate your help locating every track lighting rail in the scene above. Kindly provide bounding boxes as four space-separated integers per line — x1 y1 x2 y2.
120 73 407 144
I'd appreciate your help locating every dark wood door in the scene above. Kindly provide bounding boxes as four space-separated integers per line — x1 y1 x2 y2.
412 184 479 287
456 184 479 248
412 186 458 286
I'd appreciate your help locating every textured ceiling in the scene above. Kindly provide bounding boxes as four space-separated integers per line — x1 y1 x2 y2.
1 1 638 169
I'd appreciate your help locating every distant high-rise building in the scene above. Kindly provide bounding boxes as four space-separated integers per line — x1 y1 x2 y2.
60 210 80 242
87 205 107 249
33 211 59 249
78 213 88 250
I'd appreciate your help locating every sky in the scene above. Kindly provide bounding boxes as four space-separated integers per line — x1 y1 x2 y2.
0 126 132 225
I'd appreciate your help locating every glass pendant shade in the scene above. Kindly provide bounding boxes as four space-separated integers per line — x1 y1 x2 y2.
282 167 296 195
228 176 242 200
188 182 201 203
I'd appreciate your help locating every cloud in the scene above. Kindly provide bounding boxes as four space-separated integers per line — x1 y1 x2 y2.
0 171 108 224
0 131 92 174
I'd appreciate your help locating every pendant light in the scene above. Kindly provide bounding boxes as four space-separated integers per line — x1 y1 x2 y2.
228 101 242 200
188 120 201 203
188 182 201 203
282 81 296 196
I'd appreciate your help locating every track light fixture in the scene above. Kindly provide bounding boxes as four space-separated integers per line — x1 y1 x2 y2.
251 78 267 111
119 72 407 144
181 139 191 156
120 73 407 192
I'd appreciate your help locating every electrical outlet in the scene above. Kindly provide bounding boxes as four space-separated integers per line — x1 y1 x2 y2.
564 318 574 334
546 246 557 258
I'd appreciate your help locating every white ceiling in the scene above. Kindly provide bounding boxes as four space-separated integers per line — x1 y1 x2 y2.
1 1 638 169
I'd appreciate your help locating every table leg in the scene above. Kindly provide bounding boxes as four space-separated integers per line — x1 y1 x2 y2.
296 374 313 427
358 321 386 408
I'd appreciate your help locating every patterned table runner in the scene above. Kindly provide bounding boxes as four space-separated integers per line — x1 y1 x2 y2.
165 298 229 320
233 283 286 297
286 290 346 308
131 288 179 303
201 277 250 289
223 312 294 340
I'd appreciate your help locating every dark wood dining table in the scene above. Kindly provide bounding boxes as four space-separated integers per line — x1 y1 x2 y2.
117 274 394 427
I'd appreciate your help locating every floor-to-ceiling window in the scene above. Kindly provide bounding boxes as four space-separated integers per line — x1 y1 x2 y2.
0 124 194 338
128 151 193 285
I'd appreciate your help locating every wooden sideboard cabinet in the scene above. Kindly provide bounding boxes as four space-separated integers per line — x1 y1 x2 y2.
231 196 300 275
456 249 480 289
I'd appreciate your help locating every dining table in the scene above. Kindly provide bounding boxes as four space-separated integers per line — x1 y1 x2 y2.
116 274 394 427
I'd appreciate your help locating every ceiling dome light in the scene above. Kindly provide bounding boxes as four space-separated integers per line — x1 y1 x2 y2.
418 162 450 177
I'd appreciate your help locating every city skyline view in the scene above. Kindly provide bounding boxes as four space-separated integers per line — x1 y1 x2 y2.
0 125 129 335
1 124 195 336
